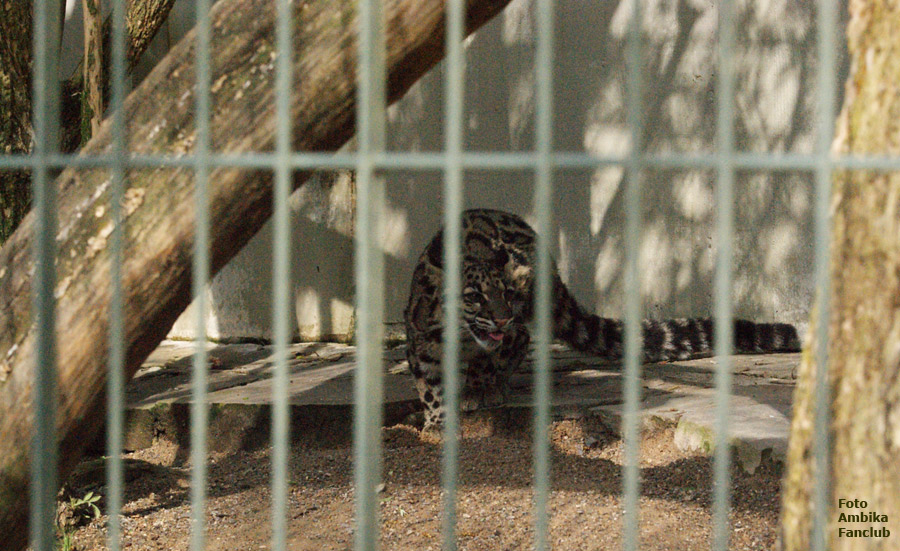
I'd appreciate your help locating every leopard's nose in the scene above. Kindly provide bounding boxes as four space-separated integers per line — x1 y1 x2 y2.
495 318 511 328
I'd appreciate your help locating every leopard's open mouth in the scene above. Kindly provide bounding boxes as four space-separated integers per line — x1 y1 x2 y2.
468 325 508 348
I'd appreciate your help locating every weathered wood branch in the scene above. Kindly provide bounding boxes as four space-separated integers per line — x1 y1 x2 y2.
64 0 179 151
0 0 512 547
82 0 104 141
781 0 900 549
113 0 179 73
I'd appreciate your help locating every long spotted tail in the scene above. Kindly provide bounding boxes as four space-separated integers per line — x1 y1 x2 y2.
551 277 801 362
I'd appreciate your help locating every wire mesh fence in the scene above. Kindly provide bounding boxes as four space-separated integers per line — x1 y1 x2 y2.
10 0 846 550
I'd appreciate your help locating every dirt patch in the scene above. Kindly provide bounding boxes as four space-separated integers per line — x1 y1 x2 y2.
59 418 782 550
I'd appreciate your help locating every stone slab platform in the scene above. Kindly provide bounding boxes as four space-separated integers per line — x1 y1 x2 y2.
123 340 799 472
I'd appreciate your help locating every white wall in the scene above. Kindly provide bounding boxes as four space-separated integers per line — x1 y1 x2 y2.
79 0 843 341
376 0 837 337
167 171 356 342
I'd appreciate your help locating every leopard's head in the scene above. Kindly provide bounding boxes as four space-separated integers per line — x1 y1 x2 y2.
460 261 527 350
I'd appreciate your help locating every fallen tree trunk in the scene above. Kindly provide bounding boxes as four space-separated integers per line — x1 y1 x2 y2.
0 0 511 546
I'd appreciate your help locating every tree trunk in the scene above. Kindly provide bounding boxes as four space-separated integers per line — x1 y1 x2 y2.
0 0 511 548
781 1 900 549
64 0 180 151
0 0 36 242
81 0 104 142
0 0 178 244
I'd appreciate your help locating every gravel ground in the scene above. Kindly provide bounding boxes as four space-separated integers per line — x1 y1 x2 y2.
58 417 783 550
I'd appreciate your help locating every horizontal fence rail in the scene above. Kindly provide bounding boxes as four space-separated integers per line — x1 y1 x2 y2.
8 0 846 549
9 151 900 171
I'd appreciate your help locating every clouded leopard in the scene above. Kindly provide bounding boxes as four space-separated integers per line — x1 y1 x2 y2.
404 208 801 431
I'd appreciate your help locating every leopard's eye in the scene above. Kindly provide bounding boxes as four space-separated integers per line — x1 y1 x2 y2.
463 290 482 305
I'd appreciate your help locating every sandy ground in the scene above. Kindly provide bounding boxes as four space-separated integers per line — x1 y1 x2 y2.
58 418 782 550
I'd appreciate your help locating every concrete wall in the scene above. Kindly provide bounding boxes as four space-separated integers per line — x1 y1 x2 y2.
376 0 841 338
64 0 846 341
167 172 356 341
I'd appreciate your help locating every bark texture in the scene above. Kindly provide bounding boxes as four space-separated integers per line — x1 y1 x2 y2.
0 0 511 548
781 1 900 549
0 0 33 152
0 0 36 241
82 0 104 141
0 0 178 243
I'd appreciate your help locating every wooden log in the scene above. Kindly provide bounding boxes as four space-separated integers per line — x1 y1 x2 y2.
81 0 104 140
0 0 512 547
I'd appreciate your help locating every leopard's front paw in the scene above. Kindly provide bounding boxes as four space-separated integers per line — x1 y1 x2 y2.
421 421 443 439
460 387 508 411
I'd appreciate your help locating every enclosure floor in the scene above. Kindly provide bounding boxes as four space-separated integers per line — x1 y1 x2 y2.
122 340 799 473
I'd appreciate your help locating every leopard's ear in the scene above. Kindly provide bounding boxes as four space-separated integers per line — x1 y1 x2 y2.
426 229 444 268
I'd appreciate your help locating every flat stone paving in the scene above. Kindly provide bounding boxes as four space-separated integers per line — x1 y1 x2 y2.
126 340 799 473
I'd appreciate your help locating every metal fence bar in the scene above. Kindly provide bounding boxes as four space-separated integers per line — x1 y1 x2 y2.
29 1 62 550
0 2 859 550
712 1 737 549
813 1 837 549
440 0 465 549
532 0 555 549
353 0 387 549
105 0 129 548
9 150 900 173
271 0 294 548
190 0 214 548
622 0 644 549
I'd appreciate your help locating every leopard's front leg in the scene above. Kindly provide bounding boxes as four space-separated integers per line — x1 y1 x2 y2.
461 355 496 412
486 325 530 406
406 339 445 432
461 326 530 411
